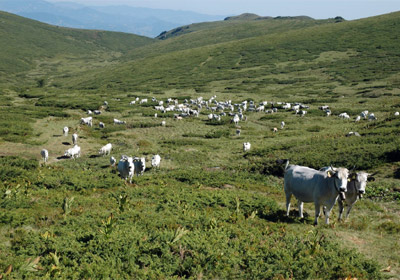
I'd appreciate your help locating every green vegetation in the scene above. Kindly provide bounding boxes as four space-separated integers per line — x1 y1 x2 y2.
0 10 399 279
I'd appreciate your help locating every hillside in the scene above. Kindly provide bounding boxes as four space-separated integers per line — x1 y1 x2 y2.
62 11 400 95
156 13 335 40
0 11 154 76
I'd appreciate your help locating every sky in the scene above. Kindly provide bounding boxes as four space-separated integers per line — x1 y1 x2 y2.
46 0 400 20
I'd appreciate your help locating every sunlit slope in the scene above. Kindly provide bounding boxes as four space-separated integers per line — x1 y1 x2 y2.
65 11 400 94
125 14 341 61
0 11 155 75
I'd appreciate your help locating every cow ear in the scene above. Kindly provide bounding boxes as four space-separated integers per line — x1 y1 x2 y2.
367 176 375 182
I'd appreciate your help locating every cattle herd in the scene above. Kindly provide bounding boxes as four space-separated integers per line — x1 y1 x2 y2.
39 95 395 224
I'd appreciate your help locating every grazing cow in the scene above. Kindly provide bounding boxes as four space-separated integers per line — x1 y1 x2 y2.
94 110 101 115
346 131 361 137
338 171 372 221
360 110 369 119
355 116 361 122
161 121 166 126
281 121 285 129
284 163 349 225
140 99 148 104
72 133 78 145
110 156 116 167
326 110 331 117
87 110 93 115
151 154 161 169
114 119 126 125
41 149 49 163
395 112 399 116
273 127 278 133
117 156 135 183
64 145 81 159
63 126 69 136
99 143 112 156
80 117 93 127
99 122 105 128
243 142 251 152
368 113 377 121
154 113 158 118
133 157 146 176
232 114 240 125
339 112 350 119
236 129 241 136
130 101 136 105
104 101 108 106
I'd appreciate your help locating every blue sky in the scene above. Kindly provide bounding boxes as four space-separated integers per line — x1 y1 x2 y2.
47 0 400 20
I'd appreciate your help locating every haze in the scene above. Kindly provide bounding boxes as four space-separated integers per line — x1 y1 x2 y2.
47 0 400 20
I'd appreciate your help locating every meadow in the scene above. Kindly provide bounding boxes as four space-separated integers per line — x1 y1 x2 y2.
0 10 399 279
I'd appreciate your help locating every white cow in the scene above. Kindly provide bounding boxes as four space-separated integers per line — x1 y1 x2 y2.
114 119 126 125
80 117 93 127
395 112 399 116
368 113 377 121
355 116 361 122
339 112 350 119
338 172 371 220
41 149 49 163
110 156 116 167
284 163 349 225
117 156 135 183
232 114 240 125
64 145 81 159
99 143 112 156
161 121 166 127
140 99 148 104
133 157 146 176
63 126 69 136
151 154 161 169
72 133 78 145
243 142 251 152
360 110 369 119
281 121 285 129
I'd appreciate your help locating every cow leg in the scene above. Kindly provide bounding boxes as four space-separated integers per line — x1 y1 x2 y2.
314 203 321 225
298 200 304 218
285 192 292 216
338 200 344 221
345 204 354 219
324 204 335 225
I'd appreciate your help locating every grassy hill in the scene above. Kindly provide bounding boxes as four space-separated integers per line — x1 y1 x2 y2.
0 10 399 279
57 11 399 95
0 11 155 75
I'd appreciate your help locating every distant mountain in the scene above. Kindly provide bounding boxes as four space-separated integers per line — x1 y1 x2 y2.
0 10 154 74
0 0 225 37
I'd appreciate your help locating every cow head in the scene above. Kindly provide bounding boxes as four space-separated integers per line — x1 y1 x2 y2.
350 172 369 198
328 167 349 193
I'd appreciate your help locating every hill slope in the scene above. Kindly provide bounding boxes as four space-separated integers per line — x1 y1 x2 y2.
64 11 400 95
0 11 154 75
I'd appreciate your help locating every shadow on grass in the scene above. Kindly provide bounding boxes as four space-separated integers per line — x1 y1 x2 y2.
57 155 70 160
259 209 312 224
62 142 70 145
